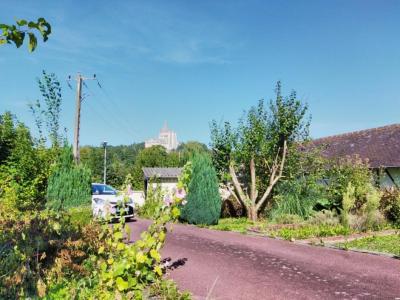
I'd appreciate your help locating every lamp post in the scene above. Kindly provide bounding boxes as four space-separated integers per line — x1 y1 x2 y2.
102 141 107 184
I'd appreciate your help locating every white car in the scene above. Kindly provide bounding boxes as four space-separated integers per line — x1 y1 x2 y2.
91 183 135 221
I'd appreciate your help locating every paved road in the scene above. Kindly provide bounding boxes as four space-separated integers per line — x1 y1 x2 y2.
129 219 400 300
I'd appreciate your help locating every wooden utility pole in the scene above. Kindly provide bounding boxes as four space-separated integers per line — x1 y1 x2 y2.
70 73 98 163
73 75 83 163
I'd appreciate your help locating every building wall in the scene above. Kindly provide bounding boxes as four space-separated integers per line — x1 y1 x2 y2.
379 167 400 188
145 178 179 198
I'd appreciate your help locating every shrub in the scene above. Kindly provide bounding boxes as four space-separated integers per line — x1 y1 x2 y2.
340 182 356 228
273 214 304 224
349 211 386 232
307 210 340 226
46 145 92 210
137 179 164 219
180 153 221 225
325 156 374 211
270 177 327 220
364 188 381 230
380 187 400 225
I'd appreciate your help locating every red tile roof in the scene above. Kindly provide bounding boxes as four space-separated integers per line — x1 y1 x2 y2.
310 124 400 168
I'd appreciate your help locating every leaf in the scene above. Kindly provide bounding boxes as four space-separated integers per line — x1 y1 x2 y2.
16 19 27 26
28 32 37 52
150 249 161 262
116 277 129 291
98 246 105 254
154 265 163 276
135 251 146 264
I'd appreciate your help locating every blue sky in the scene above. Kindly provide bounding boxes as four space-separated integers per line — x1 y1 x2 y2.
1 0 400 146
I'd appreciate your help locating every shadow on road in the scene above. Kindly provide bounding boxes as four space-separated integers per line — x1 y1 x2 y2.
163 257 188 270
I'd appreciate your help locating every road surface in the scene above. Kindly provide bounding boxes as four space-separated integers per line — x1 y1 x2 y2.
129 219 400 299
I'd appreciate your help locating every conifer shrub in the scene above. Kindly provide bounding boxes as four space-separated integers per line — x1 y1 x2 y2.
47 145 91 210
180 153 221 225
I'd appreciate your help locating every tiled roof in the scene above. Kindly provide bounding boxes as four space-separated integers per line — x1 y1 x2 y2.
309 124 400 168
142 167 182 179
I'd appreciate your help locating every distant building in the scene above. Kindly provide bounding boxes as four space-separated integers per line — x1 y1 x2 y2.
145 122 178 152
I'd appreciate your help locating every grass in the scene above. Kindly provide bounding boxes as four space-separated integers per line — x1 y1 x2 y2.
68 204 92 227
203 218 266 233
200 217 353 240
337 234 400 256
268 224 351 240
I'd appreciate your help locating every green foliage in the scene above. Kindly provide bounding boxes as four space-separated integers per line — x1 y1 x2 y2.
179 160 193 192
270 177 327 220
137 179 164 219
205 218 263 233
325 156 374 211
380 188 400 225
0 112 50 210
210 121 235 181
365 188 381 230
271 224 350 240
341 182 356 228
46 186 189 299
338 234 400 256
176 141 209 164
0 18 51 52
307 210 340 227
29 71 63 146
273 214 304 225
180 153 221 225
210 82 310 220
47 145 91 210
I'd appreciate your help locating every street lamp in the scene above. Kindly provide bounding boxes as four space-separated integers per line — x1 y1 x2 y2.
102 141 107 184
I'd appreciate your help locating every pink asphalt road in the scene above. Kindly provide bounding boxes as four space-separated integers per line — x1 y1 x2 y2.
128 219 400 300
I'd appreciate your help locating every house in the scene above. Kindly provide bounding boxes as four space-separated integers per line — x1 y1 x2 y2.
310 124 400 188
142 167 182 196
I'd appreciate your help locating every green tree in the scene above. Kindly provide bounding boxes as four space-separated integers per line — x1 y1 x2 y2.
29 71 64 147
210 82 309 221
0 112 49 210
180 153 221 225
0 18 51 52
47 145 91 210
131 146 180 189
176 141 209 164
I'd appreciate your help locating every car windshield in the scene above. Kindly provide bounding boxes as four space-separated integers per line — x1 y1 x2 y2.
91 184 117 195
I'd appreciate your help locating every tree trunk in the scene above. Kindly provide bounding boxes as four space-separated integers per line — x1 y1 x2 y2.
248 205 258 222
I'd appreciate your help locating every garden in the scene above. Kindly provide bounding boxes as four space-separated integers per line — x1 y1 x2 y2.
1 19 400 299
138 82 400 258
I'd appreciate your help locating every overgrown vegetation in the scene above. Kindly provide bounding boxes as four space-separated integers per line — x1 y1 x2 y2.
0 69 190 298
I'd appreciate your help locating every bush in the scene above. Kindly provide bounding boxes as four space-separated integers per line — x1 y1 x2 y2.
270 177 327 220
47 145 91 210
380 187 400 225
273 214 304 224
349 211 386 232
180 153 221 225
307 210 340 226
325 156 374 211
340 182 356 228
137 179 164 219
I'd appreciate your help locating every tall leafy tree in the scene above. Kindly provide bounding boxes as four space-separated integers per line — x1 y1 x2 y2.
180 153 221 225
29 71 64 147
210 82 309 221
